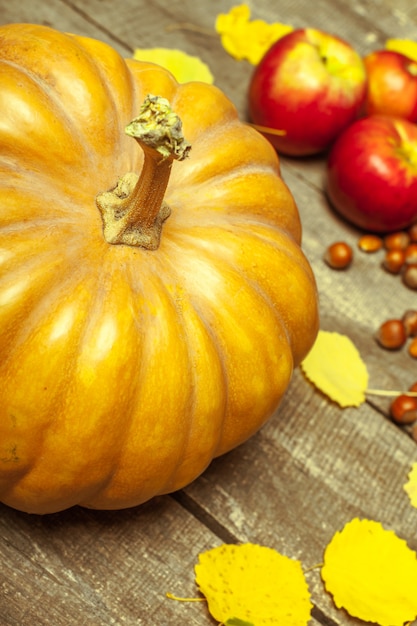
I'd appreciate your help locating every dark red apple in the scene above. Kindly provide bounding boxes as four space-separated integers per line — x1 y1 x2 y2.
248 28 367 156
364 49 417 122
326 115 417 232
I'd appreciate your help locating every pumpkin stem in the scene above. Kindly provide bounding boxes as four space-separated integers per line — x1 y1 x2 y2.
96 94 191 249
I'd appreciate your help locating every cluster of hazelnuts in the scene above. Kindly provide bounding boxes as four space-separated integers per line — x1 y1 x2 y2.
324 223 417 286
376 312 417 442
324 224 417 359
324 226 417 442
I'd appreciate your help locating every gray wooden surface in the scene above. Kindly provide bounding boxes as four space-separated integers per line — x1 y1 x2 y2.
1 1 417 624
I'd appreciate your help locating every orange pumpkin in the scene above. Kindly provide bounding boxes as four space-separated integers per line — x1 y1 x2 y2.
0 23 319 514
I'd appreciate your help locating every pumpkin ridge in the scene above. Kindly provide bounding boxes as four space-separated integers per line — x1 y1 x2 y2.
0 257 145 513
162 223 316 370
0 58 92 159
170 80 239 144
153 236 294 454
70 33 141 152
76 268 199 508
0 251 94 356
166 169 302 242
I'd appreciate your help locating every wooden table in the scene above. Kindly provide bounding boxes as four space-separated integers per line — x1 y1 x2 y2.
1 1 417 624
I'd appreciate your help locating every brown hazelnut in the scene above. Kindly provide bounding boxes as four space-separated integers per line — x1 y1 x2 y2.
384 231 410 250
403 264 417 290
382 249 406 274
357 234 383 253
375 319 407 350
324 242 353 269
390 394 417 424
402 310 417 337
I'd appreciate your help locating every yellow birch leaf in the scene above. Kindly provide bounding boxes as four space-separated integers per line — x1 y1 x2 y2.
321 518 417 626
385 38 417 62
404 462 417 508
300 330 369 407
215 4 293 65
195 543 312 626
133 48 214 84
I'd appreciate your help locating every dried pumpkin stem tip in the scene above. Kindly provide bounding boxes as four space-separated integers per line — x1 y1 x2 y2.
125 94 191 162
96 94 191 250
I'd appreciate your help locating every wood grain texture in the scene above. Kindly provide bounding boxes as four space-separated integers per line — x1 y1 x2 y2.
1 1 417 624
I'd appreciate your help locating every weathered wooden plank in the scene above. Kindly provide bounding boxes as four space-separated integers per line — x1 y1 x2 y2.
0 498 216 625
0 0 131 55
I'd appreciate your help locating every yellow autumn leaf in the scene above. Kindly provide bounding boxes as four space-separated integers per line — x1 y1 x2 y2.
404 462 417 508
215 4 293 65
321 518 417 626
300 330 369 407
195 543 312 626
385 38 417 62
133 48 214 84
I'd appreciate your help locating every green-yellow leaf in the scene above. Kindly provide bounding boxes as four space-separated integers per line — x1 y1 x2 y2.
321 518 417 626
300 330 369 407
133 48 214 84
195 543 312 625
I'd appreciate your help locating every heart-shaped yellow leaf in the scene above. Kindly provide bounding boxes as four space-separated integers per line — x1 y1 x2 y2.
300 330 369 407
195 543 312 625
321 518 417 626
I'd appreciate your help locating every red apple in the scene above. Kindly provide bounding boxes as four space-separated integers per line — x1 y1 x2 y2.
326 115 417 232
248 28 367 156
364 49 417 122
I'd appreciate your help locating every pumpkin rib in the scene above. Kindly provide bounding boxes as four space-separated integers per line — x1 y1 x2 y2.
167 119 285 197
162 222 317 368
1 255 145 512
0 247 96 363
0 166 84 206
0 275 102 511
0 59 94 173
69 33 138 132
0 177 107 252
125 59 180 111
167 166 302 243
171 80 240 144
117 254 228 499
0 25 140 179
170 118 281 188
155 235 295 455
161 231 293 367
143 271 229 495
75 275 220 509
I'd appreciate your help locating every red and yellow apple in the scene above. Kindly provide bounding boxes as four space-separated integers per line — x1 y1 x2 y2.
326 115 417 232
364 49 417 122
248 28 367 156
